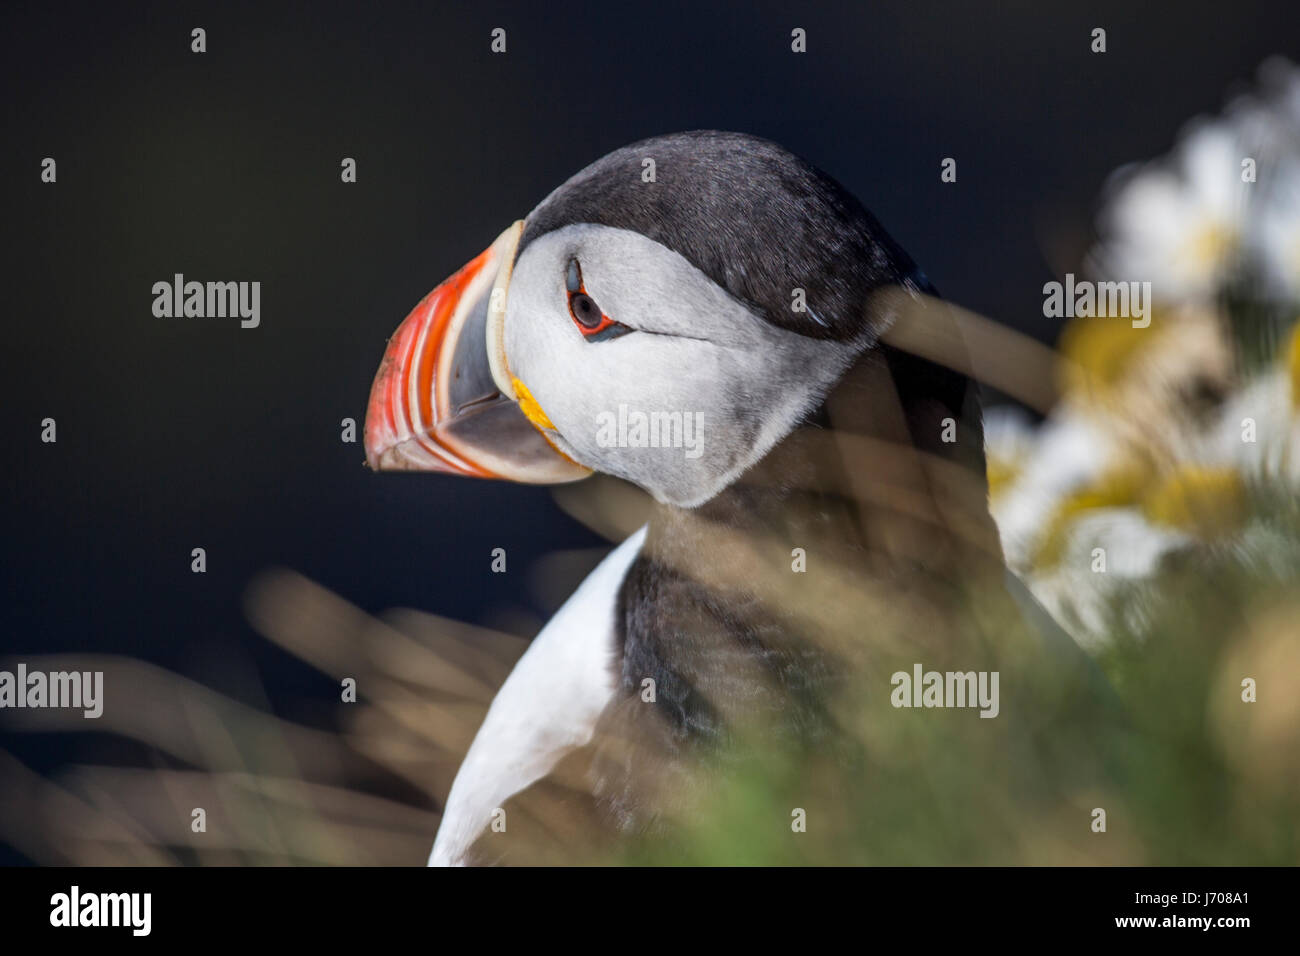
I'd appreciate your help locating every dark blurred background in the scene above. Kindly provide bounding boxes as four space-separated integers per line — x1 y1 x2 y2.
2 0 1296 863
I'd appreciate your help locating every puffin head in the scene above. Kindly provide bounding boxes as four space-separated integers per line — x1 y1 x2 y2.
365 131 942 508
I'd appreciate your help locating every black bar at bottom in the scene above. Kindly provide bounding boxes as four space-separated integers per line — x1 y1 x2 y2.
0 866 1288 942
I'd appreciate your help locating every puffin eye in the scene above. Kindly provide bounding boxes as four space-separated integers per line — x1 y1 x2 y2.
564 258 630 342
569 291 603 329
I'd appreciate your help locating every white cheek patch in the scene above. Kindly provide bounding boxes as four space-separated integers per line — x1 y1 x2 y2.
503 224 861 507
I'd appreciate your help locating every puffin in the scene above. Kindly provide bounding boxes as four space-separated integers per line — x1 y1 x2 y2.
364 131 1103 866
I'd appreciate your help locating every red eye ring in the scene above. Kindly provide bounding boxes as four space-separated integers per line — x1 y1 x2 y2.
565 258 630 342
568 292 621 337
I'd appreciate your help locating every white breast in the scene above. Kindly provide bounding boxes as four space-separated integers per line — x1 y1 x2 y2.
428 526 647 865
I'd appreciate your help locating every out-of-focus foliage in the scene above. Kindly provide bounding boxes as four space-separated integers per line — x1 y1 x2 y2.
990 57 1300 650
619 501 1300 865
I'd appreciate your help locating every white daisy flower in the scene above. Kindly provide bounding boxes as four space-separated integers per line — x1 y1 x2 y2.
989 407 1121 572
1024 508 1191 649
983 404 1037 501
1020 459 1253 647
1090 121 1250 303
1204 330 1300 483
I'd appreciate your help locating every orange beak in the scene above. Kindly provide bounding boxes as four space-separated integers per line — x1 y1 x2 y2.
364 222 590 483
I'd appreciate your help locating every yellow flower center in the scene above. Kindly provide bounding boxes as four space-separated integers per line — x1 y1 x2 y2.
986 456 1022 500
1058 313 1163 397
1031 463 1149 568
1183 223 1237 271
1142 466 1247 539
1285 321 1300 412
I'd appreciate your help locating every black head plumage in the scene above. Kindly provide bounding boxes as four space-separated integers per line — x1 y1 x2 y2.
519 130 928 343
